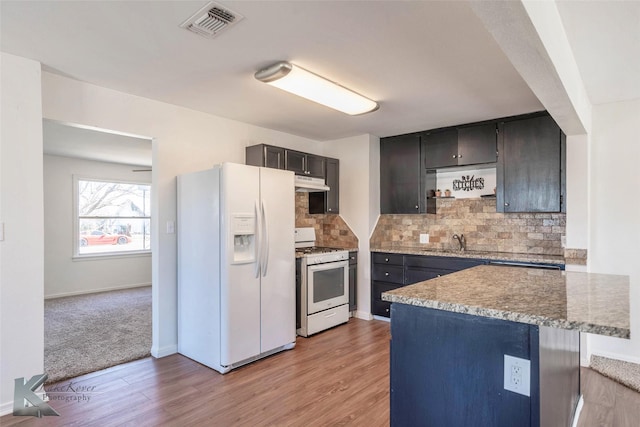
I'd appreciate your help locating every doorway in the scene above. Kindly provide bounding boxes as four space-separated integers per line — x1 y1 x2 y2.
42 119 153 382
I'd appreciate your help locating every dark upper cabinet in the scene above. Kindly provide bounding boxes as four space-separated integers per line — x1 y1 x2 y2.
285 150 307 175
309 157 339 214
285 150 326 178
245 144 285 169
380 134 423 214
497 114 565 213
325 158 339 213
423 129 458 168
423 124 497 169
457 123 498 165
306 154 326 178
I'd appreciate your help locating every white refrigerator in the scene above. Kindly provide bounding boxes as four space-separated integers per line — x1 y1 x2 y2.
177 162 295 373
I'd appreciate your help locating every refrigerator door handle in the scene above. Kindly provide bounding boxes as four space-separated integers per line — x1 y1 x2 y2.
254 200 261 278
261 200 269 277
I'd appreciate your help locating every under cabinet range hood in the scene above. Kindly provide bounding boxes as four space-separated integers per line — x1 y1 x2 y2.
294 175 330 192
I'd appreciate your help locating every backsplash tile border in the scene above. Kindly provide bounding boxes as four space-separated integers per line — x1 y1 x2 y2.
295 193 358 249
371 198 566 256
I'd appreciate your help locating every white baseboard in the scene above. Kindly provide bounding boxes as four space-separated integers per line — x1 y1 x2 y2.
151 344 178 358
44 282 151 299
571 395 584 427
0 400 13 417
354 310 373 321
1 391 52 417
590 350 640 365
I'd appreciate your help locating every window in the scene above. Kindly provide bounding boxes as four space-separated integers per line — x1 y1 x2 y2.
75 178 150 256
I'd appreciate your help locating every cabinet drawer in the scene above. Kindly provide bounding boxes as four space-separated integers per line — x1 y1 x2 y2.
372 265 404 284
372 281 404 299
404 267 449 284
372 252 404 266
372 299 392 318
404 255 485 271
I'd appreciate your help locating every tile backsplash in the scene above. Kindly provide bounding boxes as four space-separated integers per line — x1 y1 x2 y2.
295 193 358 249
371 198 566 256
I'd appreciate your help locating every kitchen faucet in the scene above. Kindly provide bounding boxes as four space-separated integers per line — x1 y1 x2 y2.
452 234 466 252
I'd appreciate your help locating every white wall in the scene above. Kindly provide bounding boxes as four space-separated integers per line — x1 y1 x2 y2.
565 134 589 250
0 53 44 414
586 99 640 363
322 134 380 319
43 154 152 298
40 71 321 358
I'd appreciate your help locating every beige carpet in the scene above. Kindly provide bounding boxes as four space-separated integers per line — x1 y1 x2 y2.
591 355 640 393
44 286 152 384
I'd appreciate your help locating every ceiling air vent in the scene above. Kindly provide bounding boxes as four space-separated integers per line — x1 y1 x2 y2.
180 2 244 39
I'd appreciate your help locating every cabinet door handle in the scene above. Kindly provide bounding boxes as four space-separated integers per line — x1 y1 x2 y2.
452 155 457 158
385 308 390 313
385 272 390 276
328 208 332 211
458 154 462 158
504 202 510 207
415 205 419 209
437 274 441 277
385 258 389 262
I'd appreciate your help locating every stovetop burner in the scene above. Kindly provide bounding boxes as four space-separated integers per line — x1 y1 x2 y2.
296 246 345 255
296 246 346 256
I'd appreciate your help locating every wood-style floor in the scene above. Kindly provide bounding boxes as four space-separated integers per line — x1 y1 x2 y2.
3 318 638 426
579 367 640 427
2 319 390 426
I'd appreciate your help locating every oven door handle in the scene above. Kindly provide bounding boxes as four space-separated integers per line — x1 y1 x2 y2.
261 200 269 277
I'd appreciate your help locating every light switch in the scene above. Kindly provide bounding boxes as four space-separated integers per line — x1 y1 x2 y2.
166 221 175 234
419 233 429 244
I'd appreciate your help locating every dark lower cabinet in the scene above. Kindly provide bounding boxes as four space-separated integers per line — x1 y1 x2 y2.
371 252 486 318
295 258 301 329
371 253 405 317
348 251 357 311
390 303 579 427
404 254 485 282
498 114 565 212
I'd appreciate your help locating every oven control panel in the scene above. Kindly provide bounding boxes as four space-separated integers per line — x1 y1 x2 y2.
305 251 349 265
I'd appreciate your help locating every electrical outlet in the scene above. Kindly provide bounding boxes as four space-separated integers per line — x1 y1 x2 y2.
419 233 429 244
504 354 530 396
561 235 566 248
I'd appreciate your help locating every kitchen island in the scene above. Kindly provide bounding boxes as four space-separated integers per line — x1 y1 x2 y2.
382 265 629 427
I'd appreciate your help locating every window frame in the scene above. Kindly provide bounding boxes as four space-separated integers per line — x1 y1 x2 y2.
73 175 151 259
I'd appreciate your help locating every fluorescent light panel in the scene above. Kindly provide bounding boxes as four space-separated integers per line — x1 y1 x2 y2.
255 62 378 115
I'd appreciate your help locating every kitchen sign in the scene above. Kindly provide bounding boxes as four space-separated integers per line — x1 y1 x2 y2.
436 168 496 199
453 175 485 192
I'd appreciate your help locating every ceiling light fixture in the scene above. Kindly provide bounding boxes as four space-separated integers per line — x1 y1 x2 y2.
254 61 379 115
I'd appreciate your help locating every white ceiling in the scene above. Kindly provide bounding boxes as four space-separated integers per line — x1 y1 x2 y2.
43 120 152 167
1 1 638 145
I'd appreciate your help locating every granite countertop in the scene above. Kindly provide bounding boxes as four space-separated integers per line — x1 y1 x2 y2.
371 246 565 265
382 265 630 338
